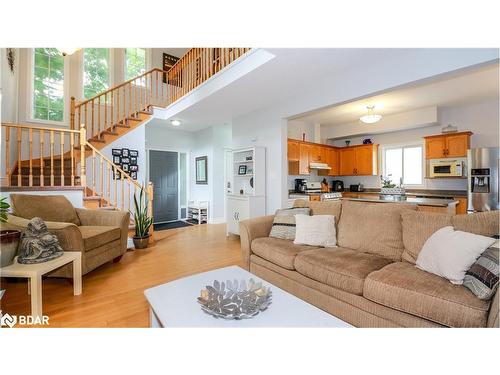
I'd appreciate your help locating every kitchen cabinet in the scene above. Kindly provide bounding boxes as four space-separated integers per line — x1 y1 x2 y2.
287 139 300 161
339 144 378 176
226 195 266 235
454 197 468 214
309 145 327 163
424 132 472 159
319 148 339 176
298 143 311 175
310 195 321 202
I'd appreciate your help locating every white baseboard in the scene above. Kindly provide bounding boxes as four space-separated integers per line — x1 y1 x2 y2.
208 217 226 224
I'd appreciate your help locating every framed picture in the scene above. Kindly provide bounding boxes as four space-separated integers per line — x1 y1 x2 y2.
114 170 121 180
122 164 130 172
163 53 180 83
129 150 139 157
113 156 121 164
238 165 247 175
121 157 130 164
130 157 137 165
131 171 137 180
112 149 122 156
130 165 138 172
122 148 129 157
195 156 208 184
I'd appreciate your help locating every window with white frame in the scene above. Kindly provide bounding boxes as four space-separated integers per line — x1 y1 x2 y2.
125 48 147 81
32 48 65 122
383 144 423 186
83 48 110 99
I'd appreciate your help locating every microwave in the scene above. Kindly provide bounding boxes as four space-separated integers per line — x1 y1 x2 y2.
429 159 464 178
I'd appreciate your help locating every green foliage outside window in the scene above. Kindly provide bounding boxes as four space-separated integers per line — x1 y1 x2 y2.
125 48 146 81
33 48 64 122
83 48 110 99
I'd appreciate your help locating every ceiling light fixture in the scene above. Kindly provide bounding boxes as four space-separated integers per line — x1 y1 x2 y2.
360 106 382 124
60 48 81 57
171 119 181 126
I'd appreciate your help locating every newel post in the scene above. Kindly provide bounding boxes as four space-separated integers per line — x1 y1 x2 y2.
147 181 154 243
79 124 87 193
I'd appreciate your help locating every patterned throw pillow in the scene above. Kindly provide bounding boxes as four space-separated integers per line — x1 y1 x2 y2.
269 208 311 240
463 241 499 300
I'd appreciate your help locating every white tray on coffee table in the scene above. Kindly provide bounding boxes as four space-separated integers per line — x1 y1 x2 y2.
144 266 352 328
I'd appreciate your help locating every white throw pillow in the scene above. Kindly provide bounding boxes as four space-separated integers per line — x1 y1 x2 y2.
416 226 496 284
293 214 337 248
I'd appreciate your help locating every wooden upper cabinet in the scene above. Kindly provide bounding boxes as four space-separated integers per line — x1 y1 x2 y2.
338 144 378 176
355 144 378 175
299 143 310 175
309 145 327 162
446 133 471 158
339 148 356 176
287 139 300 161
318 147 339 176
424 132 472 159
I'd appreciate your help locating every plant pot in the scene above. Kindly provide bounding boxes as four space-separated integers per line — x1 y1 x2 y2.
0 230 21 267
133 235 150 249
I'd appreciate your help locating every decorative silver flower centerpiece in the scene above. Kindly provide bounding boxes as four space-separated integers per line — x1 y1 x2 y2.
198 279 272 319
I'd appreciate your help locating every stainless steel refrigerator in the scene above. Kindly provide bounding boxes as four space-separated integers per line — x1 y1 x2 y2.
467 147 500 212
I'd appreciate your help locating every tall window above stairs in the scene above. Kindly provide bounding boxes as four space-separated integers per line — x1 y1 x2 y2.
32 48 65 122
83 48 110 99
125 48 147 81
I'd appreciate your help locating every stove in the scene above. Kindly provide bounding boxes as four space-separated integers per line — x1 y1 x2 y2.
305 181 322 194
321 192 343 201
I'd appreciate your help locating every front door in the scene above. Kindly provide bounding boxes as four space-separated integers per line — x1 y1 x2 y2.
150 150 178 223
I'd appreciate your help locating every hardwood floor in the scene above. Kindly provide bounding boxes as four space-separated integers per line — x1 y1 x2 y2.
0 224 242 327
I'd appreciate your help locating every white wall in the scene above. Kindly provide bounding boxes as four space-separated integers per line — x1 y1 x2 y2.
232 49 498 212
0 189 84 208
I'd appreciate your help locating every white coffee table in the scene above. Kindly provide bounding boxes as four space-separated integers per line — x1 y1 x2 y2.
144 266 352 327
1 252 82 318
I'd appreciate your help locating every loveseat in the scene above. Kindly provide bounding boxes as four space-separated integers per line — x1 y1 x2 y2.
240 199 499 328
6 194 130 277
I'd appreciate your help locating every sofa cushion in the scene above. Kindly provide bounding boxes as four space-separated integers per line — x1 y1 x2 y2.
79 226 121 251
251 237 320 270
294 247 393 295
401 210 452 264
337 200 416 261
10 194 80 225
363 262 490 327
293 199 342 219
269 207 311 240
452 210 499 237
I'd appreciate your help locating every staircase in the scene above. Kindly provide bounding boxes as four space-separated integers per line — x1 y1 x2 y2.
1 48 251 214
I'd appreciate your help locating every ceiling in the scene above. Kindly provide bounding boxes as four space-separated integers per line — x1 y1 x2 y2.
292 63 499 127
152 48 419 131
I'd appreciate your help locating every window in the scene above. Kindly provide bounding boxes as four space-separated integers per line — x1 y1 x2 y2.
125 48 147 80
83 48 110 99
32 48 65 122
383 144 423 185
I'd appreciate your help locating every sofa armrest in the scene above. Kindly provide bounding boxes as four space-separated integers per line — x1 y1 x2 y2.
487 287 499 328
239 215 275 270
6 214 84 252
75 208 130 250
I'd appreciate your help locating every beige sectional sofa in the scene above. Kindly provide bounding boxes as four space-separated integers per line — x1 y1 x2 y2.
240 200 499 328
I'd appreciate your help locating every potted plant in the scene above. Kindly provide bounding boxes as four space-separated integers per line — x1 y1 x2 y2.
131 187 153 249
0 197 21 267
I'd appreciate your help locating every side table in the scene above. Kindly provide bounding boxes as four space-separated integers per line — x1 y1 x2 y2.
0 252 82 318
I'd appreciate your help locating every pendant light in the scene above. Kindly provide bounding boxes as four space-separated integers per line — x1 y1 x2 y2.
360 106 382 124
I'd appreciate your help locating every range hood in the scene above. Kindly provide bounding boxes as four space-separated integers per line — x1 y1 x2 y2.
309 162 331 170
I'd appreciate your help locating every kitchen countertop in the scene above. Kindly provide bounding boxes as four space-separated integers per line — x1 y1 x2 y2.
344 196 458 207
288 189 467 197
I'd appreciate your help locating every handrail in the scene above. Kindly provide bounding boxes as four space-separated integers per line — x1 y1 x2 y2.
74 68 169 108
2 122 80 133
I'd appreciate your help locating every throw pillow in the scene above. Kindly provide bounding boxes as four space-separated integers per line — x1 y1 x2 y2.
416 226 496 284
269 207 311 240
293 214 336 247
463 241 499 300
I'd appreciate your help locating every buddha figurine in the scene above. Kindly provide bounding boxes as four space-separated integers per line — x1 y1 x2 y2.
17 217 63 264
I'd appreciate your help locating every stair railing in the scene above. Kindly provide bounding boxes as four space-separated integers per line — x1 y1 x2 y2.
1 122 82 187
70 48 251 142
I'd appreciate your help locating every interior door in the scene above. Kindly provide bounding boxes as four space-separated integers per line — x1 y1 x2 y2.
150 150 179 223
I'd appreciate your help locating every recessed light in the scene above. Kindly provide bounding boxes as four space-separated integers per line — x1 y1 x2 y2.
360 106 382 124
171 119 181 126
